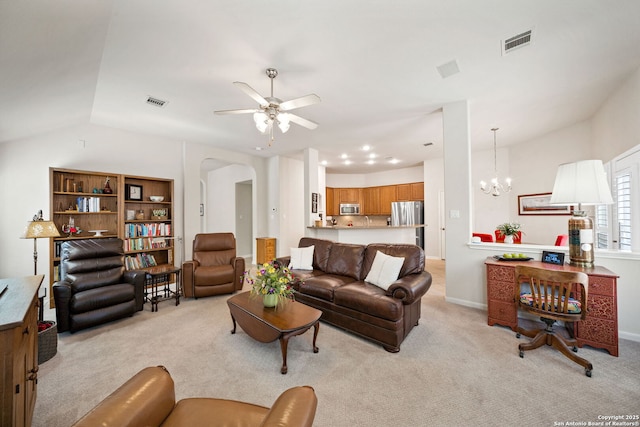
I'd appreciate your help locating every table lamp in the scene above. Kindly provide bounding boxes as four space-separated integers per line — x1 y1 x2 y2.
550 160 613 267
21 210 61 275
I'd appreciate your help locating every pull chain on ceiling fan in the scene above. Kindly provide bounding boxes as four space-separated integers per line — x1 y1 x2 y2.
214 68 321 146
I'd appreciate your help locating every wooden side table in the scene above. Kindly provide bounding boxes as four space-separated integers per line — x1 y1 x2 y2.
256 237 276 264
485 257 619 356
145 265 182 312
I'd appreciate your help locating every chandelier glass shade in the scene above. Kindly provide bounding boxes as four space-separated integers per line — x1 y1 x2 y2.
480 128 512 197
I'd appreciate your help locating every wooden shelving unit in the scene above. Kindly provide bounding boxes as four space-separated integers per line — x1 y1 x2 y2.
49 168 174 307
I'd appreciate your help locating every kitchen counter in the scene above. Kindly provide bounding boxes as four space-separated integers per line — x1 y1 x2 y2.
306 224 425 246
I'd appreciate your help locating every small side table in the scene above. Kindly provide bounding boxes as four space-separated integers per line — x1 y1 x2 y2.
145 265 182 312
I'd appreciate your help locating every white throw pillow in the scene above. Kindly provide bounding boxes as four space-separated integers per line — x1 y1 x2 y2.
289 245 315 270
365 250 405 290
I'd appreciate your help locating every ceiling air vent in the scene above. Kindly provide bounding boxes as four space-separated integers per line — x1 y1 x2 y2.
146 96 167 108
502 29 533 55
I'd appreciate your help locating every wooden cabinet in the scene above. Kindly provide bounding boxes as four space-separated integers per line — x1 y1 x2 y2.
338 188 362 204
50 168 175 306
256 238 276 264
396 182 423 201
121 175 174 271
484 258 619 356
379 185 397 215
411 182 424 200
1 275 42 427
363 187 380 215
325 187 337 216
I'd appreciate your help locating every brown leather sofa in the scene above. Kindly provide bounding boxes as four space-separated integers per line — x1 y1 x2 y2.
72 366 317 427
182 233 245 299
280 237 432 352
53 238 146 333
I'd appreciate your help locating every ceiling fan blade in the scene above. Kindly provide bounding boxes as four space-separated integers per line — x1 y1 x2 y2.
214 108 260 115
279 94 321 111
233 81 268 106
287 113 319 130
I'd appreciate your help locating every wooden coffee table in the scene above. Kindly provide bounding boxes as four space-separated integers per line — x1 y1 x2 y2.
227 291 321 374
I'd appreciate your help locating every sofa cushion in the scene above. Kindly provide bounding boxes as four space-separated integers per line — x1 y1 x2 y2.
289 246 314 270
334 282 403 322
299 237 333 271
324 243 366 281
365 251 405 290
363 244 424 278
298 274 356 302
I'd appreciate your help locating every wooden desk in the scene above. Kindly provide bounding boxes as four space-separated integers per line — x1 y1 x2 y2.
484 257 619 356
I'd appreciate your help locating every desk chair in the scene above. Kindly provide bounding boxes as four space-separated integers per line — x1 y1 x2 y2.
514 265 592 377
472 233 494 242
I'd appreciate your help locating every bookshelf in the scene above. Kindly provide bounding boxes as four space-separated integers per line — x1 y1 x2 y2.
49 168 174 307
121 175 174 271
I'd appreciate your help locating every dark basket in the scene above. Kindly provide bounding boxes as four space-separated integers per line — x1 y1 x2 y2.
38 320 58 364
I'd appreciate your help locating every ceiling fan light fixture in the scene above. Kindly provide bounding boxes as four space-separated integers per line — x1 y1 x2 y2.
277 113 290 133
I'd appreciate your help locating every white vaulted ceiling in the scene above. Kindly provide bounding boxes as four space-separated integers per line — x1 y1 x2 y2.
1 1 640 173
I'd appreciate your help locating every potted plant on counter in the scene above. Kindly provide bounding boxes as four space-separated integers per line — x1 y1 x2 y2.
496 222 522 244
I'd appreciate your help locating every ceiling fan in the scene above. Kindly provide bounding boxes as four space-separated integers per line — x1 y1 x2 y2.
214 68 321 146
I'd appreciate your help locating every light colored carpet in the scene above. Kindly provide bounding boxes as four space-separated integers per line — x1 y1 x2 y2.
34 260 640 426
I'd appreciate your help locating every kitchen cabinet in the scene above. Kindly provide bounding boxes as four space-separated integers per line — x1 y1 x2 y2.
396 182 423 201
411 182 424 200
338 188 362 204
363 187 380 215
379 185 397 215
326 187 337 216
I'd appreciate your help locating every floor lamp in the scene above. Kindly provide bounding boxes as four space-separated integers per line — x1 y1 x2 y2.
549 160 613 267
22 210 60 322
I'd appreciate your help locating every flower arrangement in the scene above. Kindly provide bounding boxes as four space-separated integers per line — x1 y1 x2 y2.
496 222 522 236
246 259 295 308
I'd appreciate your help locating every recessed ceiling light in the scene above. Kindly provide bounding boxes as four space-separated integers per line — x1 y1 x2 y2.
389 158 400 164
255 146 263 151
362 145 371 151
321 160 328 165
368 153 377 159
366 160 375 165
344 160 352 165
341 154 348 159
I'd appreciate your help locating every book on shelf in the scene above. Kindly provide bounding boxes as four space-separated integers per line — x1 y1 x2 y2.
124 252 158 270
75 196 102 213
125 223 171 238
124 237 171 251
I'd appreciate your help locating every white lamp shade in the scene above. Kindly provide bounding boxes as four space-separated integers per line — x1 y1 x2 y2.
550 160 613 205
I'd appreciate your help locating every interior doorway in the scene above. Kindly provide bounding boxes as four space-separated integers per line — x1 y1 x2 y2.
235 181 253 259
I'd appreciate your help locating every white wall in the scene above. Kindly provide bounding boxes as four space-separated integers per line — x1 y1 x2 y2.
592 67 640 162
0 122 184 284
326 166 423 188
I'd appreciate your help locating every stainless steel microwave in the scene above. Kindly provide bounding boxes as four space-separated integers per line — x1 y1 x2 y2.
339 203 360 215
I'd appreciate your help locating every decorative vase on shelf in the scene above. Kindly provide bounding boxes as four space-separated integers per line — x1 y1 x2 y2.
103 177 113 194
263 294 278 308
504 234 514 244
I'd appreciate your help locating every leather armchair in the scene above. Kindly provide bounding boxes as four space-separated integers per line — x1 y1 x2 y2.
53 238 145 333
72 366 317 427
182 233 245 299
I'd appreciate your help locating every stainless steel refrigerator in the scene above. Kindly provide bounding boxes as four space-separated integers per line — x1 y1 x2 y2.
391 201 425 249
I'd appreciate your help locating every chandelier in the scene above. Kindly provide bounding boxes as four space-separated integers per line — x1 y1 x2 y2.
480 127 512 196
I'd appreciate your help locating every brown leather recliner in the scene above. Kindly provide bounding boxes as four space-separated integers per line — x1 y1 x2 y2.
71 366 318 427
53 238 146 333
182 233 245 299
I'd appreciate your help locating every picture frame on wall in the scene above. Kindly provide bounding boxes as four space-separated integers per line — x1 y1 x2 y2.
125 184 143 201
518 192 573 215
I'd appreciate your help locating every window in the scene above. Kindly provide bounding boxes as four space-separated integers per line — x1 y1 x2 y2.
606 144 640 252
